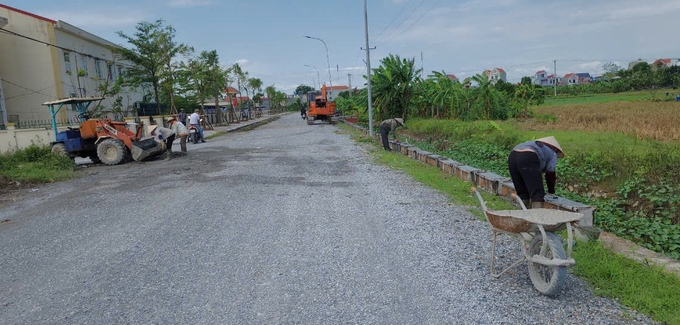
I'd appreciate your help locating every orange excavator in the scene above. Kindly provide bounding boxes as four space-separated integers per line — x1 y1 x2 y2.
306 84 338 125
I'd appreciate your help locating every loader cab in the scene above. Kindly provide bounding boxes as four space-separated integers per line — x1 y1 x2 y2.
314 96 326 108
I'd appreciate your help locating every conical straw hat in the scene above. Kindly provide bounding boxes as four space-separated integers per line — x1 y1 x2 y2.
394 118 404 126
536 136 564 158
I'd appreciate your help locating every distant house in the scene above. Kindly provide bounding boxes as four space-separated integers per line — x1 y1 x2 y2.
651 58 680 70
483 68 506 85
561 72 592 85
326 85 350 102
628 59 646 70
447 74 459 82
532 70 557 86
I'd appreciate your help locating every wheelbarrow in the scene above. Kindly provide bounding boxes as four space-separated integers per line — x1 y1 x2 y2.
471 187 584 297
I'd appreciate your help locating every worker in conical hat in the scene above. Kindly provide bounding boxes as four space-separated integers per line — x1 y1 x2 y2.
378 118 404 151
507 136 565 209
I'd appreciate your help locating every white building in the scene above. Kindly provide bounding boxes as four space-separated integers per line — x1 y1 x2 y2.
0 4 143 126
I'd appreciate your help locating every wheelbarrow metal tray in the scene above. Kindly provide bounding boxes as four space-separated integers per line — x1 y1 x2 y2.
488 209 584 228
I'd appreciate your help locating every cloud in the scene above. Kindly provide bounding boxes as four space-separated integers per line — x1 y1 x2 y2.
234 59 251 67
41 10 147 28
168 0 212 8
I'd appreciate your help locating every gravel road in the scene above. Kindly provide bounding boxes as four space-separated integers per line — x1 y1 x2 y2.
0 113 658 324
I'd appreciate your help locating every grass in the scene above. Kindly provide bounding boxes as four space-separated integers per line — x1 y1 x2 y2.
573 241 680 325
0 145 76 184
338 122 680 325
543 89 678 106
529 101 680 142
340 124 514 219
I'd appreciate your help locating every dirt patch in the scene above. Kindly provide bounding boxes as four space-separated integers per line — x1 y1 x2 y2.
0 176 41 207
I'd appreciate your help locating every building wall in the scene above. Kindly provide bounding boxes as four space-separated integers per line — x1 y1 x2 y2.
53 21 143 120
0 6 61 123
0 5 144 127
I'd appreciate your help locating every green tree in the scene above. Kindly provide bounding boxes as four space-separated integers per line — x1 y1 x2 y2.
116 20 172 112
295 84 314 95
370 54 421 122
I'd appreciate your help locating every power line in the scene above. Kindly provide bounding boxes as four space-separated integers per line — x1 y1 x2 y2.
393 0 444 40
375 0 427 45
0 28 135 68
373 0 414 41
1 78 57 100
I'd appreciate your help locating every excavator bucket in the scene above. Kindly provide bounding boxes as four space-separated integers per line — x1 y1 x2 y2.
130 137 164 162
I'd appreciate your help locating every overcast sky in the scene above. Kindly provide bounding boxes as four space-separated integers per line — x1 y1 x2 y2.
5 0 680 93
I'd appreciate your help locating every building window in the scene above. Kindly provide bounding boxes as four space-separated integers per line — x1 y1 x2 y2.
79 55 88 76
107 63 114 81
117 65 125 80
64 52 71 74
95 59 103 79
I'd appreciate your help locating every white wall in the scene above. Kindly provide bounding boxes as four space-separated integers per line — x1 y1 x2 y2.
53 21 143 120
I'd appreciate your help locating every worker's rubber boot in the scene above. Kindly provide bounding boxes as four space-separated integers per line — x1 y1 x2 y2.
521 199 530 210
531 202 544 209
164 151 172 161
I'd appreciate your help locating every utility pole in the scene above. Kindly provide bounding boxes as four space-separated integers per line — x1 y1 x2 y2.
553 60 557 97
348 73 353 96
421 52 424 78
363 0 375 136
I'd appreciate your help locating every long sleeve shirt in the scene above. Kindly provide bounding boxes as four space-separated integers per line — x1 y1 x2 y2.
170 121 189 136
380 119 400 137
155 126 175 141
513 140 559 193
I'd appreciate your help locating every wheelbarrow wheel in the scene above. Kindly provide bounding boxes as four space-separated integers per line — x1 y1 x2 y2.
527 232 567 297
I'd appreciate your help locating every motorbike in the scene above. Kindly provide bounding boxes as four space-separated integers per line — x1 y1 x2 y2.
188 118 202 144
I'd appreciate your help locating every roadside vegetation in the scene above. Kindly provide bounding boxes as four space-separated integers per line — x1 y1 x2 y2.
339 123 680 325
335 53 680 324
0 145 76 186
337 54 680 262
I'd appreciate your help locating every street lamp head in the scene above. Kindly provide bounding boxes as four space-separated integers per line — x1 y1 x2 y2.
304 35 311 39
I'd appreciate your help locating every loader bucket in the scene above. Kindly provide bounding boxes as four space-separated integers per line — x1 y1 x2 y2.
131 137 164 162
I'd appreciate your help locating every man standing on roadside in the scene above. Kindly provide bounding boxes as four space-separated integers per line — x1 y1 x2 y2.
178 109 188 125
379 117 404 151
189 109 206 143
167 116 188 154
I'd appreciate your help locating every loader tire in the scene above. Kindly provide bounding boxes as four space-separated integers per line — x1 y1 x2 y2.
51 143 74 158
97 139 126 165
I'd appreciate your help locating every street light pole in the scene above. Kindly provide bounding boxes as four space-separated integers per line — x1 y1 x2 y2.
304 64 321 90
303 35 333 93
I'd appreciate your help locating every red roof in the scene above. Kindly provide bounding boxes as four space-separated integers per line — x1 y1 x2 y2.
653 58 672 65
237 96 250 101
447 74 458 80
222 87 240 94
495 68 506 73
536 70 546 74
564 73 575 78
328 85 350 91
0 4 56 24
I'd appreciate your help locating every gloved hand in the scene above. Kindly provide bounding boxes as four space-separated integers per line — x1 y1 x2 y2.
158 134 163 140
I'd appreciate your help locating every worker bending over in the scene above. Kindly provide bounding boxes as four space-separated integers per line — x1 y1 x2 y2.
379 118 404 151
507 136 564 209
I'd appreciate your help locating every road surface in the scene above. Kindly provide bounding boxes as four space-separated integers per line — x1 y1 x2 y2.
0 113 657 324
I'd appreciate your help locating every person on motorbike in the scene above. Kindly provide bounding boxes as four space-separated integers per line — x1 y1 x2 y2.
188 109 206 143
